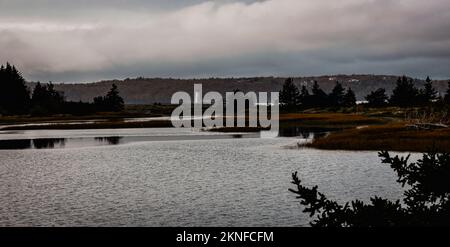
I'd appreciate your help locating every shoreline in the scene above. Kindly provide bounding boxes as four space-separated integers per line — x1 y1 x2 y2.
2 111 449 153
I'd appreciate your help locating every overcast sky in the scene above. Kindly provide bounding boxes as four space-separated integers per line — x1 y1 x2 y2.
1 0 450 82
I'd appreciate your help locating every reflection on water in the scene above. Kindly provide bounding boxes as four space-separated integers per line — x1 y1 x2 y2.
95 136 122 145
33 138 66 149
0 127 329 150
0 137 110 150
0 133 260 150
0 138 67 150
0 139 32 150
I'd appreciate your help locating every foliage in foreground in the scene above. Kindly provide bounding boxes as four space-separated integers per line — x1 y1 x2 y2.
289 151 450 226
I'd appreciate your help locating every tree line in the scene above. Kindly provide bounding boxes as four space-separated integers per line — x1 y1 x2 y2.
280 76 450 111
279 78 356 111
0 63 124 116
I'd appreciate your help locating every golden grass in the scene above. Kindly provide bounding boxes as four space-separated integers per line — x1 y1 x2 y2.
306 122 450 153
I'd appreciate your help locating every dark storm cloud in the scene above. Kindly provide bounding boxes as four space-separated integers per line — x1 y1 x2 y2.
0 0 449 82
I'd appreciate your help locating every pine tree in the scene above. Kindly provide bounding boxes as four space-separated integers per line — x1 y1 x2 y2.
106 84 124 111
0 63 30 115
94 84 125 112
310 81 328 107
328 81 345 106
390 76 419 107
279 78 300 110
343 87 356 107
30 81 64 115
365 88 388 107
299 85 310 107
420 76 438 104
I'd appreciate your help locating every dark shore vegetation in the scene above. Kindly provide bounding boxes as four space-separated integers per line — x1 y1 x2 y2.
290 150 450 226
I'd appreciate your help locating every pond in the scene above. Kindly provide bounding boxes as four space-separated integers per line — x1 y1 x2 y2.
0 127 412 226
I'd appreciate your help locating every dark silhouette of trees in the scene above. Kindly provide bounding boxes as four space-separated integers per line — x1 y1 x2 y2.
310 81 328 107
32 138 66 149
419 76 438 104
328 81 345 106
444 81 450 105
2 62 445 116
93 84 125 112
299 85 311 107
31 82 98 116
62 101 97 116
342 87 357 107
290 150 450 226
30 82 65 115
0 63 30 115
279 78 301 111
0 63 126 116
364 76 438 107
365 88 388 107
279 80 356 109
390 76 420 107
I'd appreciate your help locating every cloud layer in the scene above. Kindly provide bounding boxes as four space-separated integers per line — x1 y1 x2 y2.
1 0 450 82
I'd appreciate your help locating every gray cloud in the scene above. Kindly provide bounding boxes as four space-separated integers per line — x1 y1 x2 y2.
0 0 449 82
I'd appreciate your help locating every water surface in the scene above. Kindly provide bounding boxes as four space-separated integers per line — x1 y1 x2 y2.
0 127 412 226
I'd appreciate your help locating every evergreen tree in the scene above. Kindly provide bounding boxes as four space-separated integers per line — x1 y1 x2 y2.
419 76 438 104
105 84 124 111
279 78 300 110
310 81 328 107
0 63 30 115
93 84 125 112
390 76 419 107
31 82 46 107
93 96 106 110
445 81 450 105
299 85 310 107
342 87 356 107
328 81 345 106
290 150 450 226
31 82 64 115
365 88 388 107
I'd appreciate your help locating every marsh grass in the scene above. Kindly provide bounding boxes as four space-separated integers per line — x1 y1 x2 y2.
306 122 450 153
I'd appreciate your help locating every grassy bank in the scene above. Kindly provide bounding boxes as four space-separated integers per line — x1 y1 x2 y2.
305 122 450 153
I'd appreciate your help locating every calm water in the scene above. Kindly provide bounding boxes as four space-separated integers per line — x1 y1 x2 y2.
0 127 412 226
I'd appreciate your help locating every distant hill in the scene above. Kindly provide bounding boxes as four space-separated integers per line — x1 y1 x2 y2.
29 75 449 104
